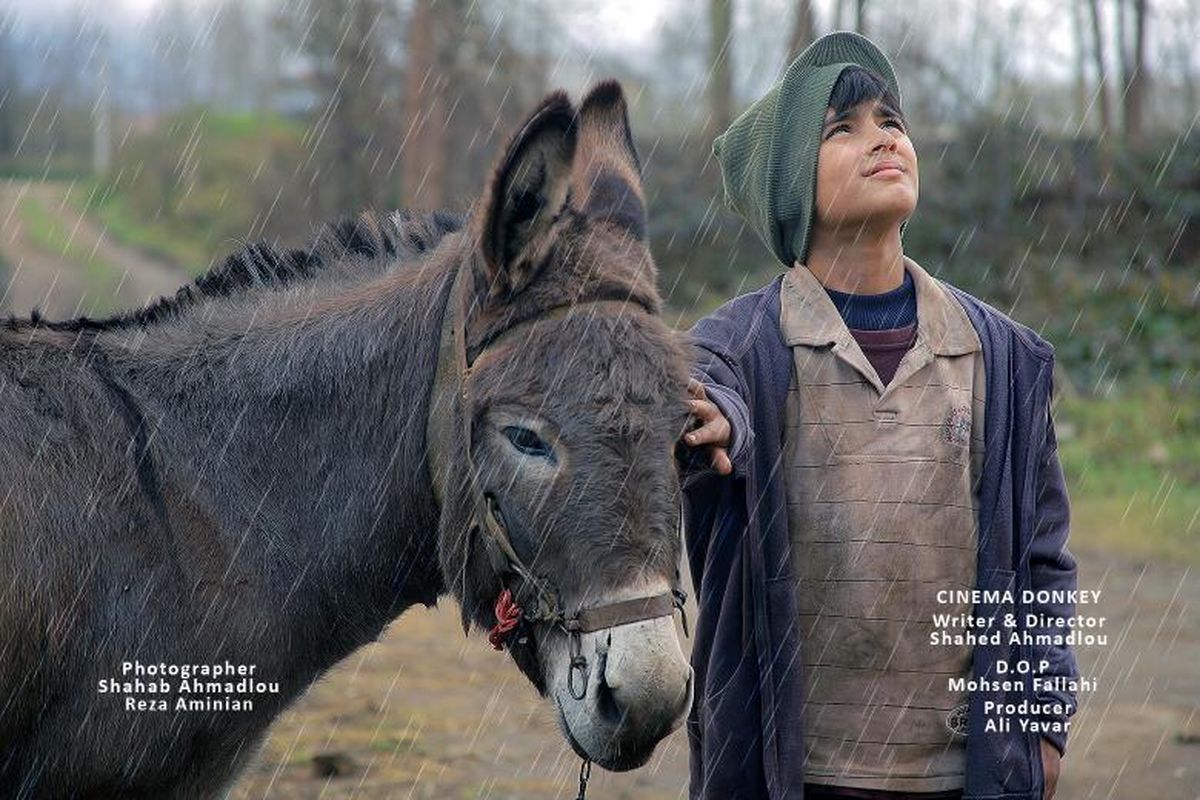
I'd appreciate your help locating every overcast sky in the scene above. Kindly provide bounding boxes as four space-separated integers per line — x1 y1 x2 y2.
4 0 1196 93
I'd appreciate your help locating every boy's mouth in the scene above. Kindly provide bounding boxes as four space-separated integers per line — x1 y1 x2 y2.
865 161 905 176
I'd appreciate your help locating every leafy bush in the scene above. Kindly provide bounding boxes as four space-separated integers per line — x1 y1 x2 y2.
83 110 323 274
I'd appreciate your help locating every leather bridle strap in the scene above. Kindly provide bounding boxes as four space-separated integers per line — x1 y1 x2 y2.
566 592 679 634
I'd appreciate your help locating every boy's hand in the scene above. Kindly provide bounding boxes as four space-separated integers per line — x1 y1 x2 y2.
1041 738 1060 799
683 378 733 475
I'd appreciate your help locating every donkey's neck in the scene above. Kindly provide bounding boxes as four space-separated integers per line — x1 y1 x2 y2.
99 245 462 667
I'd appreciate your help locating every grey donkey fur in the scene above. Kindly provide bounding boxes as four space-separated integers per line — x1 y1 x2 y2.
0 81 693 797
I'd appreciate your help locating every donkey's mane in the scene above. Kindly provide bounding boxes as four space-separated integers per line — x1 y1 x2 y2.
2 208 465 334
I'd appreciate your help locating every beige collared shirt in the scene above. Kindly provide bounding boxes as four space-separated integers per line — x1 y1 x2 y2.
780 256 986 792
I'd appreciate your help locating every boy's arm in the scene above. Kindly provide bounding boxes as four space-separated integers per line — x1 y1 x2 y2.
1027 373 1080 759
678 340 754 483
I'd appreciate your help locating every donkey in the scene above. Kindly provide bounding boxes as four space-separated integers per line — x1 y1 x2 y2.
0 81 695 798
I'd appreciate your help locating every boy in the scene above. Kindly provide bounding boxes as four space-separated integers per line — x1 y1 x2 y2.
678 31 1078 800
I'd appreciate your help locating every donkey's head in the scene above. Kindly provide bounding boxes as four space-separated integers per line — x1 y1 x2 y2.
432 81 693 771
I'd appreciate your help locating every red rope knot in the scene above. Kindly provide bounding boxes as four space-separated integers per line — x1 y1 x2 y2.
488 588 524 650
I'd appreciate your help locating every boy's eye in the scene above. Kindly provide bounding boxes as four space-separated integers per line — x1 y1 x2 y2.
827 119 905 139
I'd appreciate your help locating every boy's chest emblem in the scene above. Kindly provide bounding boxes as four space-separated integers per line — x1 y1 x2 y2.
946 702 970 737
943 405 972 446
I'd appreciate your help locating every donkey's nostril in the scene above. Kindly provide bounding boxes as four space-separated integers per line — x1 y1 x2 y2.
593 671 626 727
595 632 613 686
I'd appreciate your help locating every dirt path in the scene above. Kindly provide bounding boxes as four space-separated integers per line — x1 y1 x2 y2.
0 179 184 319
228 545 1199 800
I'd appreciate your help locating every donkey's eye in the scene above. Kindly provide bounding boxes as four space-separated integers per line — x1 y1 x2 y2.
503 426 554 460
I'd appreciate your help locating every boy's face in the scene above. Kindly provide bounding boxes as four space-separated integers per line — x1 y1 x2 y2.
813 97 918 235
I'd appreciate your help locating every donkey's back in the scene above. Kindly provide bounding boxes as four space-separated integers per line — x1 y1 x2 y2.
0 208 466 798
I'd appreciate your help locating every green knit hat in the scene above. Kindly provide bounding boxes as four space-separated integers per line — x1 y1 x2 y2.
713 31 904 267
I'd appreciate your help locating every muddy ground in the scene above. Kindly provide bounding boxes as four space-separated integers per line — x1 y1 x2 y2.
224 545 1199 800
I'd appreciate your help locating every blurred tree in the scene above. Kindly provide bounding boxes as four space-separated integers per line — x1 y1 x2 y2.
149 0 195 113
1071 0 1090 131
209 0 259 112
437 0 548 208
400 0 555 210
0 12 15 162
1119 0 1149 146
708 0 733 136
1184 0 1199 117
832 0 848 30
855 0 868 34
92 27 111 176
786 0 816 62
653 0 710 122
291 0 403 215
1086 0 1114 140
401 0 447 209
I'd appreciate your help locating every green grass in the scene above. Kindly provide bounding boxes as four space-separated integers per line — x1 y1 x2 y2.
1055 382 1200 565
200 110 303 140
69 180 208 273
0 157 91 182
16 194 125 315
63 110 312 276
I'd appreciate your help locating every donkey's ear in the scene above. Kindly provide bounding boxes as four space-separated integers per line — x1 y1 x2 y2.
570 79 647 241
478 91 577 297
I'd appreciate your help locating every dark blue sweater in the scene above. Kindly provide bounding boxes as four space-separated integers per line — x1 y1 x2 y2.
679 274 1079 800
823 266 916 329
